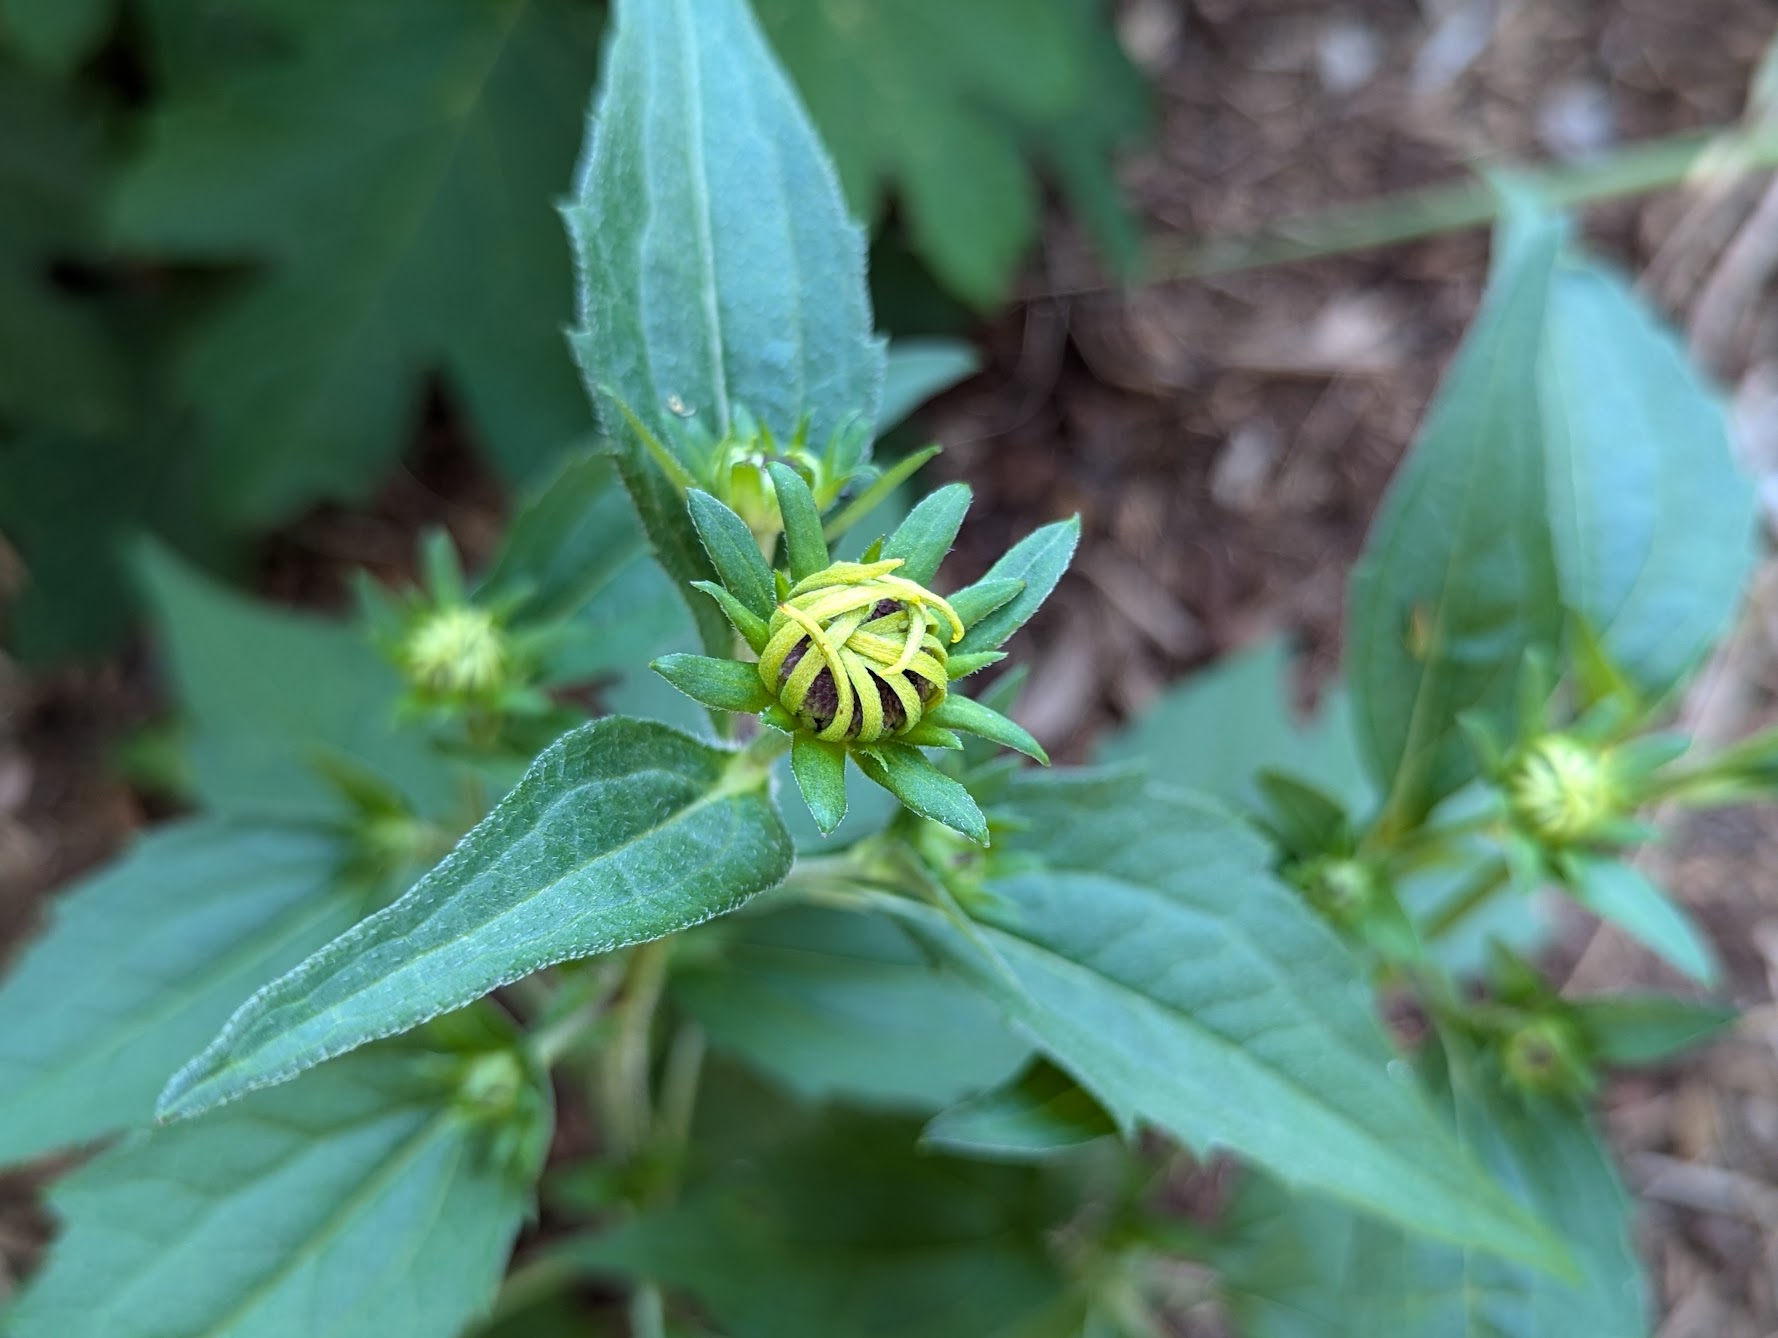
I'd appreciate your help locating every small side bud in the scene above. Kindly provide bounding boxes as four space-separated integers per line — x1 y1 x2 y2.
1504 734 1622 847
1501 1016 1594 1096
403 605 510 702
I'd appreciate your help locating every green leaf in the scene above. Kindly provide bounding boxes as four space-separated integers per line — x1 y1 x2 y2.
674 906 1029 1109
137 543 458 823
11 1050 544 1338
0 821 360 1166
1100 639 1373 815
883 482 971 586
158 719 793 1121
1541 260 1756 699
879 337 978 433
0 0 112 72
565 0 884 633
116 0 602 520
1573 994 1738 1067
922 1060 1116 1162
1253 771 1352 859
1348 199 1568 828
478 453 645 624
653 653 774 714
928 694 1048 764
855 743 989 844
949 578 1025 632
755 0 1147 306
567 1108 1070 1338
897 775 1561 1264
1215 1038 1643 1338
689 489 778 618
769 460 831 581
954 517 1079 655
1563 854 1719 985
790 735 848 834
693 580 771 653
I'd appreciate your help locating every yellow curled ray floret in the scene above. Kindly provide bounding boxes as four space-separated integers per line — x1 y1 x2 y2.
757 559 965 743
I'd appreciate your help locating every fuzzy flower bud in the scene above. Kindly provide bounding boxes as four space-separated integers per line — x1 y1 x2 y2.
757 559 964 743
1505 734 1621 846
403 605 508 700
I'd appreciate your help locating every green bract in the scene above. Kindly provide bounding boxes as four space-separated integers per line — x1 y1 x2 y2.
653 471 1068 841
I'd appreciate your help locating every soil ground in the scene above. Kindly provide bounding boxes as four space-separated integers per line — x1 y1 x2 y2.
6 0 1778 1330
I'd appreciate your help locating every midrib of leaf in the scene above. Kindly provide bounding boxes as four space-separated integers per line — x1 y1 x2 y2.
18 880 349 1100
1369 275 1549 827
664 0 731 435
97 1102 450 1336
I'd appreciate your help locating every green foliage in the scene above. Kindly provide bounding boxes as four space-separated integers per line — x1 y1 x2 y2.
6 3 1771 1334
893 772 1559 1262
1215 1038 1644 1337
158 719 793 1120
11 1049 547 1338
115 0 602 519
0 822 360 1166
673 906 1029 1109
1349 201 1568 830
138 542 459 823
755 0 1148 305
570 1107 1074 1338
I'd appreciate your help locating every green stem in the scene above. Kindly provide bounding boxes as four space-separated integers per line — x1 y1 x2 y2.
600 939 673 1160
629 1283 668 1338
658 1021 706 1162
1134 121 1778 283
1423 860 1510 942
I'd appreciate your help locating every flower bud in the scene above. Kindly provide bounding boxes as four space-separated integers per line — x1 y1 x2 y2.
1502 1016 1593 1096
756 559 964 743
403 605 508 700
1505 734 1621 847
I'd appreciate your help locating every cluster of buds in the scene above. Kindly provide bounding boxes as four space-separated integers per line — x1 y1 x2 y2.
653 457 1073 843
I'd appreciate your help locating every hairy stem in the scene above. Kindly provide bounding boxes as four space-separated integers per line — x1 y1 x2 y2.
600 938 673 1160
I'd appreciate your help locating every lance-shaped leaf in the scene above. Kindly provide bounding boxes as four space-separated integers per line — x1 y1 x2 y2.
654 653 775 713
769 460 831 581
1348 198 1567 829
954 517 1079 655
790 735 848 834
1540 260 1756 700
565 0 884 649
158 719 793 1121
927 695 1048 764
892 772 1563 1264
1562 854 1718 985
12 1050 545 1338
0 822 359 1166
1215 1037 1643 1338
883 482 971 585
689 489 777 618
854 743 989 844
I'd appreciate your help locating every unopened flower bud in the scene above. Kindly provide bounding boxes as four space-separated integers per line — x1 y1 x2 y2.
757 559 963 743
1502 1016 1592 1096
1505 734 1621 847
404 605 508 700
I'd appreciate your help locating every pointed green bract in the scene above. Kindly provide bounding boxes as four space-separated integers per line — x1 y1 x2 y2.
768 461 831 581
882 482 971 585
948 577 1023 630
12 1051 545 1338
692 580 770 652
654 654 775 713
1574 996 1738 1066
928 695 1047 764
158 719 793 1120
791 736 849 834
689 489 777 618
945 649 1008 678
954 517 1079 654
822 444 941 542
1562 854 1718 985
855 743 989 844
